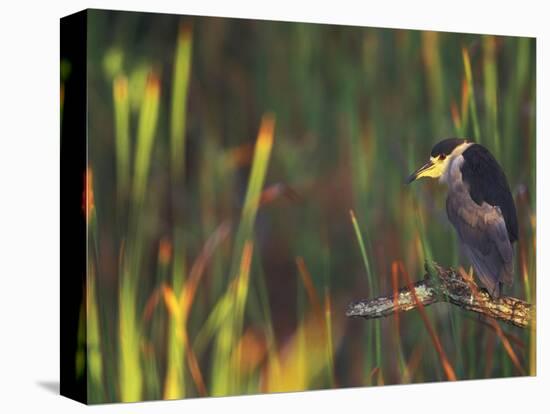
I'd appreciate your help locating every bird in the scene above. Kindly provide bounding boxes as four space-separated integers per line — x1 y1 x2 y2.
406 138 518 298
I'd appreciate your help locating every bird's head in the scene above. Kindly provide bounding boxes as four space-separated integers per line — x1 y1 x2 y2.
406 138 472 184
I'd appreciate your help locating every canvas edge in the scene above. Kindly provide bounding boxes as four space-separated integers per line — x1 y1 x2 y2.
60 9 88 405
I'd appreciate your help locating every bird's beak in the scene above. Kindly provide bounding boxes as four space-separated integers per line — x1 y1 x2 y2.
406 160 435 184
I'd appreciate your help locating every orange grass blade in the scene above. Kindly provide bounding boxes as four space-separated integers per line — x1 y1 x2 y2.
142 287 161 323
82 167 95 224
324 288 335 386
162 285 181 324
406 341 426 379
486 317 525 375
296 257 323 317
457 268 526 375
163 223 230 397
368 367 380 383
391 261 411 383
182 329 207 397
180 221 231 316
391 261 401 335
466 315 525 350
460 77 470 127
450 100 461 132
399 262 457 381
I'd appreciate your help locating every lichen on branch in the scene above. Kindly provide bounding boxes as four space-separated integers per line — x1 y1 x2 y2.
346 262 534 329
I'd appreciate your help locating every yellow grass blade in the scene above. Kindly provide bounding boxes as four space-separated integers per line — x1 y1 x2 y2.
210 115 275 396
87 268 103 390
162 282 186 399
211 242 254 396
262 309 340 393
113 75 130 196
132 73 160 205
462 47 480 140
118 270 143 402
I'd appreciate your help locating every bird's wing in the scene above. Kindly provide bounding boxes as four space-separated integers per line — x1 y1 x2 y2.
446 194 514 295
461 144 518 243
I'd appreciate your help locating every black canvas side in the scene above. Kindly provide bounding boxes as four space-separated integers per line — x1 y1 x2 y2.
60 9 88 404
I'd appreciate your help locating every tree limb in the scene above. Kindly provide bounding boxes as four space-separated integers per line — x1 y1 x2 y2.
346 263 534 329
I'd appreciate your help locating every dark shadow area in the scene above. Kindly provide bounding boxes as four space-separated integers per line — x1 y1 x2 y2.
37 381 60 395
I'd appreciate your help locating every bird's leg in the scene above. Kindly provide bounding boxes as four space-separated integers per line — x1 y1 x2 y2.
457 266 477 305
490 283 500 298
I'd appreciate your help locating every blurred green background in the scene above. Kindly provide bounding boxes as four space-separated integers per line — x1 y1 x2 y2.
73 9 535 403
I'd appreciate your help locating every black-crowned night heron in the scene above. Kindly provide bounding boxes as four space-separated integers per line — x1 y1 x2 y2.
407 138 518 298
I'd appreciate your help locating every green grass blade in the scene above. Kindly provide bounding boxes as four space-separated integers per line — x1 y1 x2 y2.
118 269 142 402
87 269 104 402
482 36 500 157
349 210 373 284
462 47 481 141
132 74 161 206
211 116 275 396
113 75 131 199
170 24 193 180
349 209 381 379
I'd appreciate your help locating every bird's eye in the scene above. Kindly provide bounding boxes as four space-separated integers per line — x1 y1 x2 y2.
438 154 446 161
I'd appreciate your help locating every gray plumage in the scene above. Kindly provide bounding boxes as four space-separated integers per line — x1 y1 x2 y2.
443 144 516 297
446 184 513 297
